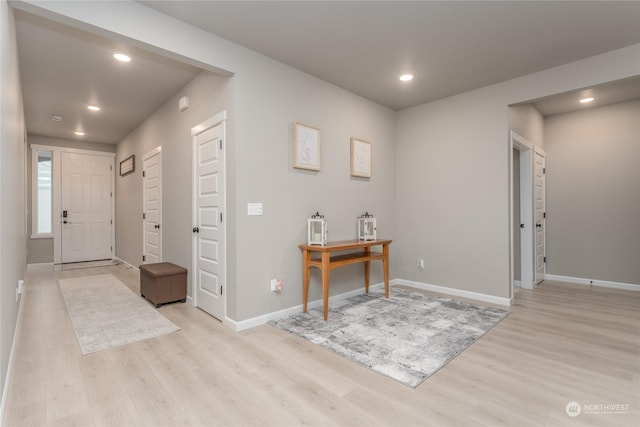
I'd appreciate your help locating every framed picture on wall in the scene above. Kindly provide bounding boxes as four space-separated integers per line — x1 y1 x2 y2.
293 121 321 171
119 155 135 176
350 138 371 178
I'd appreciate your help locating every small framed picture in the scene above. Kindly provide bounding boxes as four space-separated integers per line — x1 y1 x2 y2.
119 155 135 176
350 138 371 178
293 121 321 171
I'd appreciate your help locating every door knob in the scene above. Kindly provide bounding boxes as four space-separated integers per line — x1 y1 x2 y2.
192 227 199 233
154 224 160 229
536 223 542 228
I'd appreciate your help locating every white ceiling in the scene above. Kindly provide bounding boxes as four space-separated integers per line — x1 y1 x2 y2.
15 10 201 144
13 1 640 145
142 1 640 110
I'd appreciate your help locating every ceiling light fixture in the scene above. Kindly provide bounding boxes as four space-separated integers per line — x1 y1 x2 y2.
113 52 131 62
579 97 594 104
87 105 101 111
399 74 414 82
74 131 85 136
51 115 62 122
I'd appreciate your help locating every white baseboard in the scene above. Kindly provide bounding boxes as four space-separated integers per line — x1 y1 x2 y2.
224 282 387 332
394 279 512 306
114 257 140 272
544 274 640 292
513 280 521 288
0 283 25 422
186 295 193 305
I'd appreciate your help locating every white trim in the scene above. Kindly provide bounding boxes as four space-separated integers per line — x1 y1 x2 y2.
191 111 226 136
114 257 140 272
29 144 116 158
394 279 512 306
143 146 162 159
0 281 25 420
513 280 521 288
545 274 640 292
192 111 227 322
25 262 54 268
509 131 534 292
224 282 387 332
186 295 193 305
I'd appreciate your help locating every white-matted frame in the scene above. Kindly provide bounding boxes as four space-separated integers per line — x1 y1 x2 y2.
293 121 321 171
350 137 371 178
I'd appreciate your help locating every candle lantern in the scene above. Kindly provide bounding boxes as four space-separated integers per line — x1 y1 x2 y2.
307 211 328 246
357 212 377 241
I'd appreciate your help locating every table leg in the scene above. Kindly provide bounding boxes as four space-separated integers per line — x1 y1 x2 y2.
322 251 331 320
364 246 370 294
302 249 310 313
383 243 390 298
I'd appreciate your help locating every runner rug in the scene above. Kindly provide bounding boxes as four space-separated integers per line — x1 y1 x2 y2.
270 287 509 387
59 274 180 354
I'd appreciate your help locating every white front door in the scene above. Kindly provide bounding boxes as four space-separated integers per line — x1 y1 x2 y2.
192 115 226 320
143 148 162 264
61 152 113 263
534 150 546 285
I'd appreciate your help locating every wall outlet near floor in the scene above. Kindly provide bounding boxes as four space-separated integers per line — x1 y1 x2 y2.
16 279 24 301
417 258 425 269
270 278 283 292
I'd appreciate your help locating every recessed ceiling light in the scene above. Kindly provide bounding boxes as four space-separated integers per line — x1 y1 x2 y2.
113 52 131 62
399 74 414 82
51 115 62 122
74 131 85 136
579 97 594 104
87 105 101 111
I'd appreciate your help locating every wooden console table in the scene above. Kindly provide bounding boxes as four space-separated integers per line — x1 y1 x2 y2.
299 239 392 320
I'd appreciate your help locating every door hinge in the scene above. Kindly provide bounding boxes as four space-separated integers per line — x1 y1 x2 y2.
143 170 146 178
110 165 113 171
543 212 546 219
543 256 546 263
110 219 113 225
110 192 113 197
220 212 223 223
143 212 146 220
111 246 113 252
220 284 223 295
219 140 223 150
142 255 146 262
543 167 546 174
520 223 524 229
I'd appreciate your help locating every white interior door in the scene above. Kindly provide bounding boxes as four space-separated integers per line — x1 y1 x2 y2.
61 152 113 263
192 115 226 320
143 148 162 264
534 150 546 285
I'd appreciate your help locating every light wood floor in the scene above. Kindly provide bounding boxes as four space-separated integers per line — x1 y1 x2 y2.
2 264 638 426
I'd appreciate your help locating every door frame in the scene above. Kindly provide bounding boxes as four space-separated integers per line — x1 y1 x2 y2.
533 146 546 285
191 110 227 320
31 144 115 265
509 132 534 298
143 146 162 264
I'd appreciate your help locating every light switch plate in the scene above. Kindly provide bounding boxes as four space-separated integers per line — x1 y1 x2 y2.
247 203 263 216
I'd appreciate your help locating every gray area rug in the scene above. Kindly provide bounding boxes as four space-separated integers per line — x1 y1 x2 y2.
59 274 180 354
270 287 509 387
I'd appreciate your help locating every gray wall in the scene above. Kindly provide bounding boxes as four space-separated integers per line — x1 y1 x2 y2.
26 134 115 264
115 71 234 303
14 1 640 315
545 100 640 284
395 46 639 300
0 0 27 399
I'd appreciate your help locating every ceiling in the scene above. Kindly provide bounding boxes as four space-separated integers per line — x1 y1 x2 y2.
142 1 640 110
13 2 640 145
15 10 201 144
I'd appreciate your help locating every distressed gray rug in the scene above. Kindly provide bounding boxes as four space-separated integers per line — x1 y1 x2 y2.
59 274 180 354
270 287 509 387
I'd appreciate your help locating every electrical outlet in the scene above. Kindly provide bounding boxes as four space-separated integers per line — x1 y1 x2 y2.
270 278 283 292
417 258 424 269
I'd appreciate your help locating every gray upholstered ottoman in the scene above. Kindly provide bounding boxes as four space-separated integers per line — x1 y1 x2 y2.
139 262 187 308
